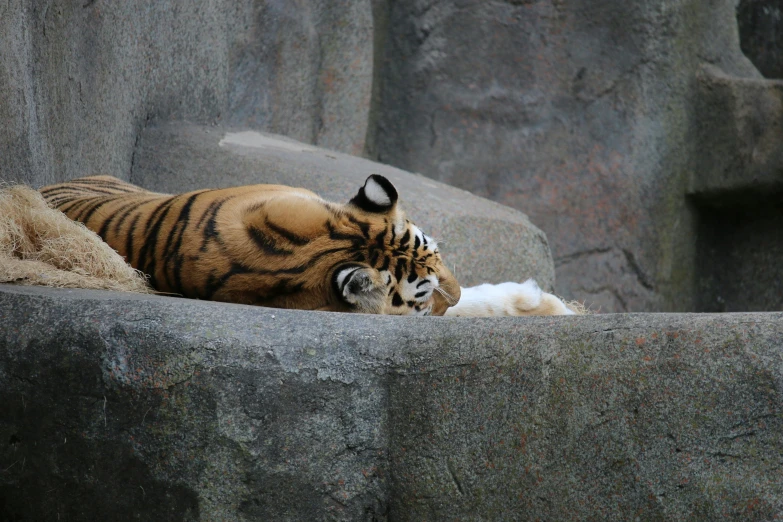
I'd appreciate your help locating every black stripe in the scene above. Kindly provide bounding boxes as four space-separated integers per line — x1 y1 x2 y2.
112 199 150 236
125 213 141 267
399 229 410 247
266 278 304 299
209 247 336 287
245 201 266 213
195 197 222 230
142 197 176 237
392 293 403 307
416 279 429 288
98 201 124 239
204 263 251 299
248 225 294 256
199 198 229 252
374 229 387 248
136 198 178 288
59 198 94 220
203 258 321 300
72 198 106 222
79 196 120 228
289 246 351 273
63 178 139 191
162 192 202 294
326 221 364 243
379 256 390 272
414 291 428 299
66 186 129 196
44 193 83 207
39 187 81 198
266 219 310 246
347 214 371 238
394 260 404 282
407 259 418 283
414 234 421 250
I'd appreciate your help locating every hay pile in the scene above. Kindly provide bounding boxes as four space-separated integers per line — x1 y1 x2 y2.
0 184 153 294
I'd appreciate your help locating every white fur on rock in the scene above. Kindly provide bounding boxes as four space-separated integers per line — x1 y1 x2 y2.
444 279 575 317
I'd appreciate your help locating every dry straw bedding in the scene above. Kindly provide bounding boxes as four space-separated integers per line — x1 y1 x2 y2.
0 184 152 294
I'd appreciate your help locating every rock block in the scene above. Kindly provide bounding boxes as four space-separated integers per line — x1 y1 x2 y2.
2 284 782 520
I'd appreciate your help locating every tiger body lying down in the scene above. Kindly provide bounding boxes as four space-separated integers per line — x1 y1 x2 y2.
40 175 574 317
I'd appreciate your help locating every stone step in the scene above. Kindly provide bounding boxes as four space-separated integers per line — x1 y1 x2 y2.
2 284 781 520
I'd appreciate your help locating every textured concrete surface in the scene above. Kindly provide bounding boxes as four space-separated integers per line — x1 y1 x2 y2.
2 284 783 520
372 0 783 313
130 122 555 290
0 0 373 187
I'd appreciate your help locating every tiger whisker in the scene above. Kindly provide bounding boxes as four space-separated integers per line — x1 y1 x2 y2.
435 286 458 306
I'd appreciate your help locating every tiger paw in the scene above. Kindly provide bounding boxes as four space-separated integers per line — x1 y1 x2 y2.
444 279 577 317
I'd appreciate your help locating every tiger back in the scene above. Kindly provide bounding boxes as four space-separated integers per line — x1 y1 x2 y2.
39 175 461 315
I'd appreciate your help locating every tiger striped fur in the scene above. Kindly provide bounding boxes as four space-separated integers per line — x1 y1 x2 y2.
40 175 461 315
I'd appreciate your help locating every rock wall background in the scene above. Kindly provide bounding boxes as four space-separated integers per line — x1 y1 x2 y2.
1 0 782 312
371 0 783 313
0 0 375 186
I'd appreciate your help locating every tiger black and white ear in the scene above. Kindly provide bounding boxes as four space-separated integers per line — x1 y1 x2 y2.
349 175 398 213
333 264 386 313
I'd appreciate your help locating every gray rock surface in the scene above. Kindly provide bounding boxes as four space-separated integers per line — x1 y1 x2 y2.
130 121 555 290
738 0 783 79
372 0 783 313
2 284 783 520
0 0 374 187
689 69 783 312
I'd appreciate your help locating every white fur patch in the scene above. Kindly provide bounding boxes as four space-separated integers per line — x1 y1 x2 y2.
394 218 407 237
364 177 391 207
444 279 575 317
399 274 438 303
410 225 437 251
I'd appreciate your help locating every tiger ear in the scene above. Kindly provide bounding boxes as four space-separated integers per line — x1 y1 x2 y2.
349 175 398 213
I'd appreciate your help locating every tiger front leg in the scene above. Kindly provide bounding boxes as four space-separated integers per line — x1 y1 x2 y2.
444 279 576 317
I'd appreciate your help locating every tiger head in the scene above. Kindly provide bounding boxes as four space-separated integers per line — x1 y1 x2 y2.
227 174 460 315
330 175 461 316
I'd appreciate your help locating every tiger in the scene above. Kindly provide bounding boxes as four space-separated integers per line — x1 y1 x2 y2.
39 174 576 317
